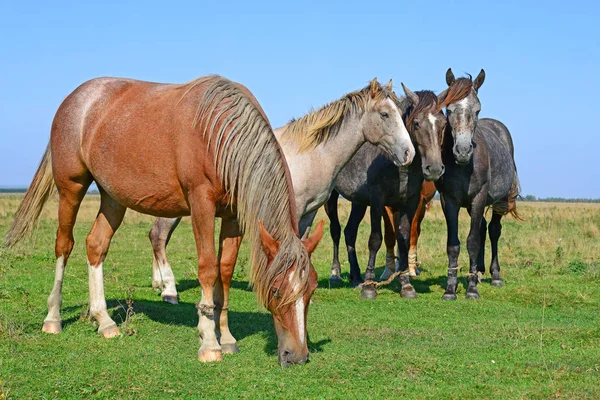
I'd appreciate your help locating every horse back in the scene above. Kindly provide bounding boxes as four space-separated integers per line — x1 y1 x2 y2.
52 77 213 216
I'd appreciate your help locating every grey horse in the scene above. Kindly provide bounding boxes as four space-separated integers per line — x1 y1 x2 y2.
436 68 522 300
325 86 447 299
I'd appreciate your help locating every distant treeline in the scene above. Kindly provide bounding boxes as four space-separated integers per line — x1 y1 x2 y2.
520 195 600 203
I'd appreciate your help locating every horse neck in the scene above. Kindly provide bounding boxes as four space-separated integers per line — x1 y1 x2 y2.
275 113 368 216
442 124 455 164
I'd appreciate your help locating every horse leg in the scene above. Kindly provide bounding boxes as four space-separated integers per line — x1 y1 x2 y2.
441 195 461 301
345 203 367 287
298 210 317 239
477 217 487 274
189 194 221 362
379 206 396 281
324 190 343 283
489 212 504 287
42 178 91 334
395 206 418 299
408 194 428 277
214 218 243 354
149 217 181 304
465 190 487 299
361 201 384 299
86 190 127 338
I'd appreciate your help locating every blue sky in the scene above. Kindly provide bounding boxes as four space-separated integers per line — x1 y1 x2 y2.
1 1 598 197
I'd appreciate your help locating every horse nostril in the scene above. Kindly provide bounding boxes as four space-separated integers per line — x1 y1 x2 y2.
441 165 446 175
282 350 291 361
405 149 410 160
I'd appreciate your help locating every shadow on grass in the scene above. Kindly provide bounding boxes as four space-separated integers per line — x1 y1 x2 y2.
104 298 330 357
176 279 200 293
317 265 440 295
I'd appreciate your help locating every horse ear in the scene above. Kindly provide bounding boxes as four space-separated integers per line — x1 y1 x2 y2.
386 79 393 91
370 77 380 98
401 83 419 106
474 69 485 92
437 88 449 105
446 68 455 86
258 220 280 261
302 220 324 255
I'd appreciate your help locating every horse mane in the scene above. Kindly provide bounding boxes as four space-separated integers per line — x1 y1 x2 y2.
181 75 310 308
399 90 441 130
439 77 474 110
281 83 399 152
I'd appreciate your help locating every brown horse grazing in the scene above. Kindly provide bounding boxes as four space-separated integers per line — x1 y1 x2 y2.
147 79 414 304
4 75 324 366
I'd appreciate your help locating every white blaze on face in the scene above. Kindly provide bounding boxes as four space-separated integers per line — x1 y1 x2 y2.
289 272 305 345
428 114 439 147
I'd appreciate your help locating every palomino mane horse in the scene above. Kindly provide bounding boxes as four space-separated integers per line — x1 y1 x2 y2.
325 84 447 299
280 80 408 158
147 78 415 304
435 68 522 300
4 75 323 367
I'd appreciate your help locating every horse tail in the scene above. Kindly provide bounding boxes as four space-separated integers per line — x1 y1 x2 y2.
507 171 524 221
3 143 55 248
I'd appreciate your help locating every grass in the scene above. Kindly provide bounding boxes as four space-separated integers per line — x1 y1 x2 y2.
0 194 599 399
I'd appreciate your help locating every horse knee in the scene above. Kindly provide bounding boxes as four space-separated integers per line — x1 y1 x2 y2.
368 232 383 251
489 223 502 241
55 230 74 259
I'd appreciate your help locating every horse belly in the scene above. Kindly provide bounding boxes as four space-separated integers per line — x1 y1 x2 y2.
486 141 515 203
83 129 191 217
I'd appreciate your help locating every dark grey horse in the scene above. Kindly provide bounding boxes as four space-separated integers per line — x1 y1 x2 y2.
325 85 447 299
436 69 522 300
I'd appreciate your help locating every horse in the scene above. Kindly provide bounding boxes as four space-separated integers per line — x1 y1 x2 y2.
3 75 326 366
146 79 416 304
324 85 448 299
435 68 522 300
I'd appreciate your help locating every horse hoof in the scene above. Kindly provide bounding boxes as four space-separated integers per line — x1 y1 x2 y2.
198 348 223 362
42 321 62 334
360 286 377 300
466 291 481 300
442 293 457 301
162 295 179 304
491 279 504 287
99 325 121 338
221 343 240 354
400 287 417 299
328 275 342 284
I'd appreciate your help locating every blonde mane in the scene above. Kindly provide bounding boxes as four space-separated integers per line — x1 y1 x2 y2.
281 80 399 152
181 75 309 308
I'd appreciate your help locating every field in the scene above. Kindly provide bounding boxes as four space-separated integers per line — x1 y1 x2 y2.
1 194 599 399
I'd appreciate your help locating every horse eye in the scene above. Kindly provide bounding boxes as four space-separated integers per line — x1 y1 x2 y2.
413 120 420 128
272 288 281 298
380 112 389 119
